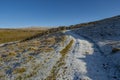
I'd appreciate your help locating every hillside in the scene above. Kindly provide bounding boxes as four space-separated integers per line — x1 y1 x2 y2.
70 15 120 80
0 28 47 44
0 15 120 80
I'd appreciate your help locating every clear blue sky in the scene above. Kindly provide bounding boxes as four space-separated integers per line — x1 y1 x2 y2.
0 0 120 28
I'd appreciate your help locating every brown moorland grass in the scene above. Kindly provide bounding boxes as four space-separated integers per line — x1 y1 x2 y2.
0 29 46 44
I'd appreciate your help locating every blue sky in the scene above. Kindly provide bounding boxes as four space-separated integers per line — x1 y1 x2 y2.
0 0 120 28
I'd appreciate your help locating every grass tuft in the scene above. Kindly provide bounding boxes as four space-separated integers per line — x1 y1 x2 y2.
60 40 74 56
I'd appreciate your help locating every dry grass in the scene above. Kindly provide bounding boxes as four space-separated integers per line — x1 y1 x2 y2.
28 47 38 51
37 47 54 53
13 67 26 74
42 37 56 45
0 30 68 80
8 51 16 56
60 36 67 46
60 40 74 56
46 39 74 80
0 70 5 79
15 63 41 80
0 29 45 44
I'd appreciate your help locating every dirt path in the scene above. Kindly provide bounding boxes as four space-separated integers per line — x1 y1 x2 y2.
64 31 109 80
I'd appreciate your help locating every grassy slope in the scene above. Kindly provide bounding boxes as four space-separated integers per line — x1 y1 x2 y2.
0 29 46 44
